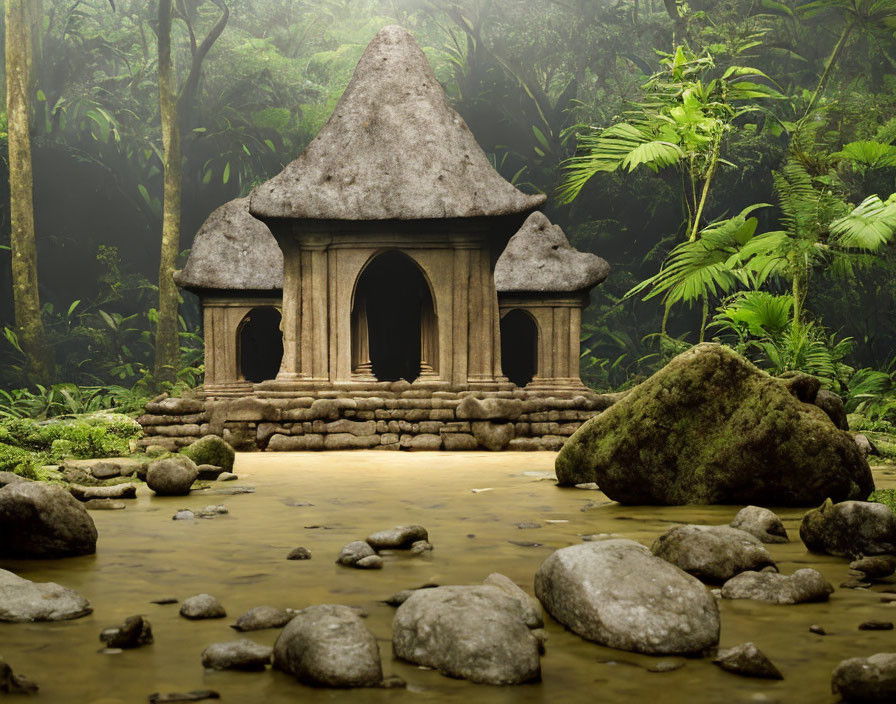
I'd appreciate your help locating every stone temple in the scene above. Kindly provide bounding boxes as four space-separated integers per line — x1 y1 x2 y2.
139 26 611 452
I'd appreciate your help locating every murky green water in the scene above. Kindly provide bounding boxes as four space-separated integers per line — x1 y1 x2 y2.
3 452 896 703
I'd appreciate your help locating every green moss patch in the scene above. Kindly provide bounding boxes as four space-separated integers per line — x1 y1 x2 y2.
868 489 896 514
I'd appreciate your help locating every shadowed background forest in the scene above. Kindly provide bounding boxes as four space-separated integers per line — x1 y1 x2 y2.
2 0 896 426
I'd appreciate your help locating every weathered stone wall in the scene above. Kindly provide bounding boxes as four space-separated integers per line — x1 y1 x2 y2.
137 390 613 452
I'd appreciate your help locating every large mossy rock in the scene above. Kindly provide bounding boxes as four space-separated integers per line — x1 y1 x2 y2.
180 435 235 473
556 344 873 506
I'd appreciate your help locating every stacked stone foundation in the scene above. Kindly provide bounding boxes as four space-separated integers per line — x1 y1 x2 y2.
137 388 613 452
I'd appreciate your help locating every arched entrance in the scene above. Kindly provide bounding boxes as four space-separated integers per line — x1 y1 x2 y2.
501 309 538 387
351 251 438 383
238 307 283 383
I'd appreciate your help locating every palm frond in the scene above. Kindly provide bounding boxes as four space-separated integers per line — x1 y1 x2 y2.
830 194 896 250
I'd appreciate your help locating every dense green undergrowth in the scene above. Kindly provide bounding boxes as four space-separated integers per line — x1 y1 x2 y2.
0 413 143 479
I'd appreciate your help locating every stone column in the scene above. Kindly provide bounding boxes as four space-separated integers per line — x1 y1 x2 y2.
276 240 303 380
351 300 374 378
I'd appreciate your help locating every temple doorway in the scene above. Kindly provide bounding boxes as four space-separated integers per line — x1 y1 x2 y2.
238 307 283 383
352 251 438 382
501 309 537 387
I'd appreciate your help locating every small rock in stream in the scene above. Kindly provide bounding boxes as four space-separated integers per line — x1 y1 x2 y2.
179 594 226 620
286 546 311 560
515 522 541 529
70 483 137 501
273 604 382 687
720 568 833 604
336 540 377 567
800 500 896 558
648 659 686 673
201 639 272 670
713 643 783 679
197 504 227 518
151 597 178 605
84 499 127 510
231 605 292 632
356 555 384 569
196 464 224 480
0 658 39 695
652 525 777 582
575 482 599 490
508 540 543 548
0 569 92 622
841 579 872 589
146 457 198 496
730 506 789 544
832 653 896 703
367 525 428 550
850 555 896 580
217 472 238 481
148 691 220 703
100 615 153 648
172 510 195 521
809 625 827 635
410 540 433 554
859 621 894 631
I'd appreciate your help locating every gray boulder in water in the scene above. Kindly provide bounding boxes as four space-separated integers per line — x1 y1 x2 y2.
720 568 833 605
392 585 541 684
651 525 777 582
0 482 97 557
534 540 719 655
273 604 382 688
366 525 428 549
146 457 198 496
800 499 896 558
555 344 873 505
832 653 896 703
0 568 92 622
201 639 272 671
730 506 789 543
231 606 292 632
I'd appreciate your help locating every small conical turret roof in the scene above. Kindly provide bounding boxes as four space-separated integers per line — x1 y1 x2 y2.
249 25 545 221
175 197 283 291
495 212 610 293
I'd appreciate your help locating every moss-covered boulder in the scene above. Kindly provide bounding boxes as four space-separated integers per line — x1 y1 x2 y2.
556 343 873 506
180 435 235 473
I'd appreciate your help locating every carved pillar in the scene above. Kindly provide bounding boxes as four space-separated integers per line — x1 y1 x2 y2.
351 300 375 378
467 247 500 387
276 240 303 380
419 300 439 378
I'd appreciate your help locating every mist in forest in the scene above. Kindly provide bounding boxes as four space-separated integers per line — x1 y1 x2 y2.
2 0 896 394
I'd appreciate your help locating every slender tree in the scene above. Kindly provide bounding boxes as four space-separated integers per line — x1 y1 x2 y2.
154 0 229 384
5 0 54 383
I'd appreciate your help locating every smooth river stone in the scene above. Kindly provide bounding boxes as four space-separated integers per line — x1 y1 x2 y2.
534 540 720 655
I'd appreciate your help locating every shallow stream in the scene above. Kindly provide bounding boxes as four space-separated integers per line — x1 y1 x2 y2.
3 452 896 703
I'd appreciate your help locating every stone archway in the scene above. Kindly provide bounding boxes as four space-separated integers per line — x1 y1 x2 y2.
351 251 438 383
500 308 538 388
237 307 283 383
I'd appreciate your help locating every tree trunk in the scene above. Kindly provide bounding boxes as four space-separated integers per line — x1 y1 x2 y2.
5 0 54 383
804 21 855 118
153 0 182 385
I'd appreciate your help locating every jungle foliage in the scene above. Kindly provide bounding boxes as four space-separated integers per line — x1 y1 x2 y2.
0 0 896 429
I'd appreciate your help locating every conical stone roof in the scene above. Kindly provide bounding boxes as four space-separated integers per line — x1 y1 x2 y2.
175 197 283 291
495 212 610 294
249 25 545 221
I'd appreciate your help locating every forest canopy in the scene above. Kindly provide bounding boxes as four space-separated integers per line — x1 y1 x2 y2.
2 0 896 429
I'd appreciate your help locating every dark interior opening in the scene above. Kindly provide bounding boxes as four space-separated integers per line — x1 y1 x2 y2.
501 309 537 387
354 251 434 382
239 306 283 383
